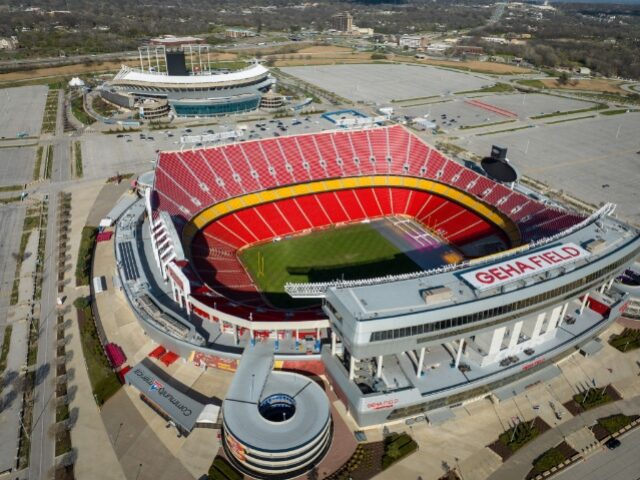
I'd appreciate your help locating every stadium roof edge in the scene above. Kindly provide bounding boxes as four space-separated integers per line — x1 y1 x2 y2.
112 63 268 85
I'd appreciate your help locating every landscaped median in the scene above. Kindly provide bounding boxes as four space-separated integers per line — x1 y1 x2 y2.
592 413 640 441
75 226 97 286
488 417 551 461
563 384 621 415
324 432 417 480
73 296 121 406
608 328 640 352
529 103 608 120
527 441 579 480
208 456 242 480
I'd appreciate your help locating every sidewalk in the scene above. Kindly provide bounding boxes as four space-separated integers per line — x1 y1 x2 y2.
487 394 640 480
64 181 125 480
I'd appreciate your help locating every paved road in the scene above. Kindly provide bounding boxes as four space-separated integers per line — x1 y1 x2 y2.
28 89 68 480
555 427 640 480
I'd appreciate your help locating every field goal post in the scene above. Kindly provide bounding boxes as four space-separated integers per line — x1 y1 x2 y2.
257 251 265 277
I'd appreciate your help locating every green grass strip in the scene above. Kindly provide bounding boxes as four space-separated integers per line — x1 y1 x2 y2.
460 119 516 130
545 115 596 125
456 83 515 95
478 125 534 136
44 145 53 179
0 325 12 373
33 145 44 180
75 299 121 406
530 103 607 120
74 141 83 178
600 108 638 116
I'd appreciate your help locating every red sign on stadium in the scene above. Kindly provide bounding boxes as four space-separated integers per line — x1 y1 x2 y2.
461 243 590 291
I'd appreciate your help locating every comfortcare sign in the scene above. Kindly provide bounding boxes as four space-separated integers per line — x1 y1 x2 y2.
461 243 590 291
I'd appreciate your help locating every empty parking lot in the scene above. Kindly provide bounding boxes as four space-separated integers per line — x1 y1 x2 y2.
282 64 492 103
456 112 640 225
0 86 48 138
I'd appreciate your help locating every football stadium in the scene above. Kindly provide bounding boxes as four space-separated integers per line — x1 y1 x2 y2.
115 123 640 447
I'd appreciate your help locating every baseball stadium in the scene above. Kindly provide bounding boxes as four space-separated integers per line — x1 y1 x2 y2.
113 123 639 475
100 46 274 118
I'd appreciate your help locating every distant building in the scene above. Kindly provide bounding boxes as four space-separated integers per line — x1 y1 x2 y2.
260 90 285 111
0 36 19 50
224 28 257 39
455 45 484 56
150 35 205 47
398 35 427 49
482 36 509 45
332 12 353 32
426 43 451 55
352 26 374 36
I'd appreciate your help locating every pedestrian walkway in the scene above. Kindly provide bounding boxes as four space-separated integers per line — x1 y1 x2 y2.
487 394 640 480
63 181 125 480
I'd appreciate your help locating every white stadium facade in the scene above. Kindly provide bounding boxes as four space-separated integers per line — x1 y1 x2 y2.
101 45 274 118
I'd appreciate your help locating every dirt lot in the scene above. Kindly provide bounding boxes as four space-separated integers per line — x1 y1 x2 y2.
0 52 240 84
297 45 353 54
275 54 375 67
414 58 532 74
539 78 626 94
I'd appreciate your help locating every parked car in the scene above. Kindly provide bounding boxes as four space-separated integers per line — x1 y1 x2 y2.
605 438 621 450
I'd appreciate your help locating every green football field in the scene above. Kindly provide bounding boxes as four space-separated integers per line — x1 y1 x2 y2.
238 222 420 309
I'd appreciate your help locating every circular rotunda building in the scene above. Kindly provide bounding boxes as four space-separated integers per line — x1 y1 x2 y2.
221 345 332 478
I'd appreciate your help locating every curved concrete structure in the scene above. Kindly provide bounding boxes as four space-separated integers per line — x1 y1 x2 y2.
222 345 332 478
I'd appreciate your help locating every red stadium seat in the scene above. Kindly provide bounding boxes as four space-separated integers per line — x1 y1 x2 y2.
153 125 587 320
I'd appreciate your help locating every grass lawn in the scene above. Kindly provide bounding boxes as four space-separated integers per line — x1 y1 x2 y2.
597 414 638 434
499 421 540 453
609 328 640 352
71 94 95 125
0 325 12 374
239 222 419 308
75 226 97 286
76 302 121 406
530 447 566 476
456 82 515 95
573 389 613 410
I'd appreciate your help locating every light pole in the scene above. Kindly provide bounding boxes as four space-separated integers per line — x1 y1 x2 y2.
114 422 124 446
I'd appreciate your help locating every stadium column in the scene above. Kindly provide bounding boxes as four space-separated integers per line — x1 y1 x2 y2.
349 355 356 381
508 322 523 350
417 347 426 378
580 293 590 315
531 313 546 340
557 302 569 327
376 356 383 378
454 339 465 369
488 327 506 357
606 277 615 291
331 331 337 356
233 325 239 345
545 305 563 334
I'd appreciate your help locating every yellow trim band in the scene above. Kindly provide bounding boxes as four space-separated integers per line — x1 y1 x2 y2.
182 176 521 251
